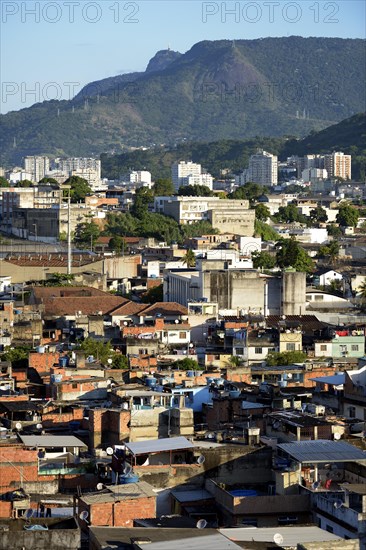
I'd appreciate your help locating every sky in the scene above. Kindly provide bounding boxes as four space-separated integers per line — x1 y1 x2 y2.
1 0 365 113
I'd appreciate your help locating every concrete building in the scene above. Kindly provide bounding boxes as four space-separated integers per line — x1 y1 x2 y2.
154 196 254 234
128 170 152 188
24 155 50 182
171 161 213 191
324 151 351 180
236 150 278 187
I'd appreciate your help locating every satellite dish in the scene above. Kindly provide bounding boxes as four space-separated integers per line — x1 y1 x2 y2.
287 373 293 379
123 463 132 475
312 481 320 490
96 483 104 491
273 533 284 545
36 423 43 430
196 519 207 529
334 500 343 509
334 433 341 440
197 455 205 465
107 358 113 365
106 447 114 456
79 510 89 521
15 422 22 430
25 509 34 519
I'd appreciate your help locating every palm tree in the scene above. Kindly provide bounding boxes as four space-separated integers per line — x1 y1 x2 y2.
182 249 196 268
359 278 366 300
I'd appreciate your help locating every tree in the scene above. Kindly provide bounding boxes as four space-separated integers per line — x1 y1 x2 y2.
0 346 31 368
80 339 112 364
153 178 175 196
327 224 342 238
317 241 339 265
38 177 59 184
43 273 74 286
228 182 264 202
182 249 196 267
310 205 328 224
16 179 34 187
141 284 163 303
75 221 101 248
266 350 307 366
254 220 279 241
111 354 129 369
64 175 92 203
172 358 199 370
108 235 126 254
252 250 276 269
336 205 359 227
178 185 214 197
358 279 366 300
275 237 314 272
255 203 270 222
105 212 137 236
131 187 155 218
0 176 9 187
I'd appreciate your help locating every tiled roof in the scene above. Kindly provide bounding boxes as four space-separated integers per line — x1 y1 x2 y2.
110 302 147 316
141 302 188 316
31 287 129 316
266 315 326 331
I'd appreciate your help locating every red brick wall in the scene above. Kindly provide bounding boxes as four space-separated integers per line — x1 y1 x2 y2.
28 352 59 373
0 501 12 518
87 496 156 527
0 447 39 491
42 407 84 428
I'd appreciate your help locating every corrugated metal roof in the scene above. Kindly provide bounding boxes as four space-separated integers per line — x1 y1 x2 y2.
278 440 366 463
241 401 266 410
125 436 194 455
220 526 341 545
20 435 87 448
310 373 345 386
142 533 241 550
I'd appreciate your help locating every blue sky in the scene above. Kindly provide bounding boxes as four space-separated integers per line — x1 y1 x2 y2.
1 0 365 113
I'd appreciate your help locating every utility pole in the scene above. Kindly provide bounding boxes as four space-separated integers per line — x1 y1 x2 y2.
61 185 72 275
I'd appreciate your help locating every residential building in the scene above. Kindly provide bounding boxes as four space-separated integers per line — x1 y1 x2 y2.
236 150 278 187
171 161 213 191
324 151 351 180
24 155 50 182
154 196 254 234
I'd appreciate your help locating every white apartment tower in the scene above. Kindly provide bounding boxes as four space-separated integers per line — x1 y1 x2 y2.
324 152 351 180
172 161 213 191
24 156 50 182
247 150 278 187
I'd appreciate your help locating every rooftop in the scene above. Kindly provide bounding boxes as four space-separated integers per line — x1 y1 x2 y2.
20 435 87 448
278 440 366 463
220 525 341 545
125 436 195 456
80 481 155 504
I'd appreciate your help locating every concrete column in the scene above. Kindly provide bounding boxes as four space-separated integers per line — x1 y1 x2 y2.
313 426 318 440
296 427 301 441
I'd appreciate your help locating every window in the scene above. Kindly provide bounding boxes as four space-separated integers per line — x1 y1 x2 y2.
320 344 327 351
286 343 296 351
179 332 186 339
278 516 298 525
235 348 244 356
72 383 78 389
255 347 262 354
314 295 324 301
351 345 359 351
348 406 356 418
326 525 334 534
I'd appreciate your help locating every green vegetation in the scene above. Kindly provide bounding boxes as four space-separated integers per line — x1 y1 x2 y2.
75 221 101 248
108 235 126 254
178 185 214 197
273 204 309 225
266 350 307 366
182 249 196 268
1 346 31 368
142 284 164 303
78 338 126 366
0 177 9 187
252 251 276 270
275 238 314 273
310 206 328 225
336 204 359 227
229 182 265 202
254 220 279 241
1 38 364 166
38 177 59 184
317 242 340 264
172 358 199 370
64 176 92 203
255 203 270 222
153 178 175 196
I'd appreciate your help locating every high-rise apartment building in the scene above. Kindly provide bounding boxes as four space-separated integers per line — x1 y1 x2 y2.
171 161 213 191
236 151 278 187
24 156 50 182
324 152 351 180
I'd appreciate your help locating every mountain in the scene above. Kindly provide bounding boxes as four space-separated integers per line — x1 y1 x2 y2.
101 113 366 180
0 37 365 165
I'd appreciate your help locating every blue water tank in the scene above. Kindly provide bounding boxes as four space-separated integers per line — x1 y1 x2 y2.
119 473 139 484
186 370 194 378
230 489 257 497
145 377 157 388
59 356 69 367
229 390 241 398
